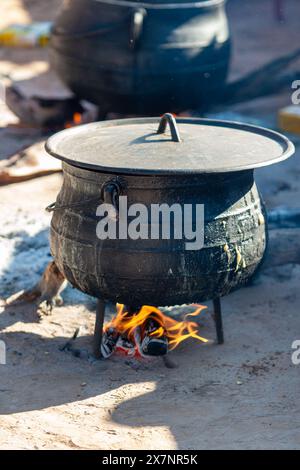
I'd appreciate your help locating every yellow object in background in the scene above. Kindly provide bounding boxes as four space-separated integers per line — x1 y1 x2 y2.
278 105 300 135
0 22 52 47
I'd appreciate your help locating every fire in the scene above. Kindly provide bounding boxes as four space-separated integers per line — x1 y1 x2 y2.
73 112 83 125
65 112 83 128
104 304 208 355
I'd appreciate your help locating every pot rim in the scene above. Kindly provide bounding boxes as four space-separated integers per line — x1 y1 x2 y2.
90 0 226 9
45 117 295 176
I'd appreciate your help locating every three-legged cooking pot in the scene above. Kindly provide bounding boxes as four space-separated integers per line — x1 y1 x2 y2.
45 114 294 354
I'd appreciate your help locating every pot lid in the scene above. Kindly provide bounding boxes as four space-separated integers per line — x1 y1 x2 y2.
45 114 294 175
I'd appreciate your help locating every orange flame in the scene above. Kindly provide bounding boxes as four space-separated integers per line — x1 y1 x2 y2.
104 304 208 351
73 112 82 125
65 112 83 129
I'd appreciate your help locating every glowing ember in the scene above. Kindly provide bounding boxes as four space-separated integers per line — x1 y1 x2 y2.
102 304 208 358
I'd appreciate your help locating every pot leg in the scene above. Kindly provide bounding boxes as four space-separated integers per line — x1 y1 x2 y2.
93 299 106 359
213 297 224 345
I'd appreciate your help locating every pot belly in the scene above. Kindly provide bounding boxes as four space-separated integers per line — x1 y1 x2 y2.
50 1 231 114
50 164 267 307
50 49 230 114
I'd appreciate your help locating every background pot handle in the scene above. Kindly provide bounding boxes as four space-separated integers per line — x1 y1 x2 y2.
129 8 146 50
157 113 181 142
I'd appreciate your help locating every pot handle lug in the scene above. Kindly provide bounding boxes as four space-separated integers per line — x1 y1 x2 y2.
100 177 126 220
157 113 181 142
129 8 146 50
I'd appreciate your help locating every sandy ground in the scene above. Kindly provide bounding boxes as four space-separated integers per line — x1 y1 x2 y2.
1 0 300 450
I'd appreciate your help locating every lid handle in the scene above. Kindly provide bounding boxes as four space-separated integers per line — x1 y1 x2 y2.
157 113 181 143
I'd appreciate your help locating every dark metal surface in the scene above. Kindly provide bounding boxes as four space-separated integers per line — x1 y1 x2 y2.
49 163 267 307
213 297 224 344
46 116 294 175
93 299 106 358
50 0 230 114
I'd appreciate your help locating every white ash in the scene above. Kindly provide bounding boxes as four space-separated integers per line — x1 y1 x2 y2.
0 207 87 306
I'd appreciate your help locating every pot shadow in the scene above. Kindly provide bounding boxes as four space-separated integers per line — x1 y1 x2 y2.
0 330 111 414
129 133 176 145
0 325 217 449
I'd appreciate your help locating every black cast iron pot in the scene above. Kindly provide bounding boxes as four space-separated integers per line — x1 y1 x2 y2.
50 0 231 115
45 114 294 307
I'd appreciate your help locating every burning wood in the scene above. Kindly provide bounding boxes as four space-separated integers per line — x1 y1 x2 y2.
5 261 67 315
5 81 98 129
65 111 84 128
101 304 208 359
0 72 98 185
